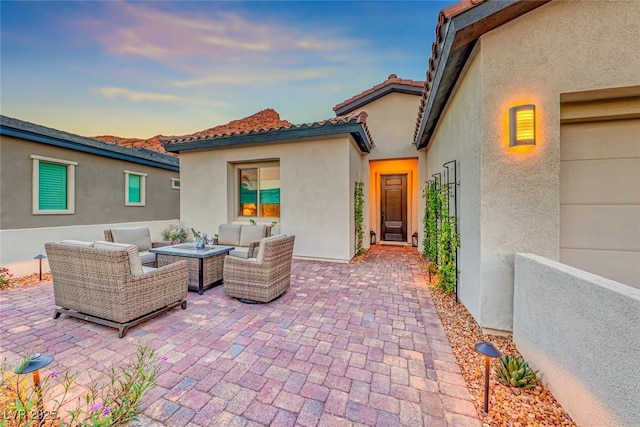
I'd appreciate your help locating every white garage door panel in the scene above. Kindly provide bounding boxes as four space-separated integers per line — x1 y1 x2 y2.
560 158 640 205
561 119 640 161
560 205 640 251
560 248 640 289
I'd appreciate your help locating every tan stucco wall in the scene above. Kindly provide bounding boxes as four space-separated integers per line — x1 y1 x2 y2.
424 48 483 320
179 136 358 261
479 0 640 330
425 0 640 331
0 135 180 230
514 253 640 427
560 117 640 288
359 92 423 160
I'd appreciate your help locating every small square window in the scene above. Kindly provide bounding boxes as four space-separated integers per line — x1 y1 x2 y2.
237 163 280 219
31 155 77 215
171 178 180 190
124 170 147 206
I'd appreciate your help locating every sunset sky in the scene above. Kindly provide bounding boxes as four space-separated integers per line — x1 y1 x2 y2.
1 1 453 139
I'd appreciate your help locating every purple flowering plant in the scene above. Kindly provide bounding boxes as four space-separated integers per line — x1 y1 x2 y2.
1 345 160 426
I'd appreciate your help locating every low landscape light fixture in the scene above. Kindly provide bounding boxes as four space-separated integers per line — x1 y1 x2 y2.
15 353 54 417
34 254 47 281
412 231 418 247
370 230 376 245
474 341 502 415
509 104 536 146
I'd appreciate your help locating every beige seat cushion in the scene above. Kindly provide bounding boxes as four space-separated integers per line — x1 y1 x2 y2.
256 234 287 263
61 240 94 247
139 251 156 265
218 224 242 246
239 225 268 247
111 227 153 251
94 240 144 276
229 247 250 259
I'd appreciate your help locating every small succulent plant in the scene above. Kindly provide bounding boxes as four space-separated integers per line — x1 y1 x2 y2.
494 355 540 388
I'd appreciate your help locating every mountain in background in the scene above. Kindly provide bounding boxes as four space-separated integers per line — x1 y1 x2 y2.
92 109 292 156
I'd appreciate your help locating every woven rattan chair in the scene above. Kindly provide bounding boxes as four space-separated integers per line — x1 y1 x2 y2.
45 242 188 337
104 227 172 267
223 235 295 303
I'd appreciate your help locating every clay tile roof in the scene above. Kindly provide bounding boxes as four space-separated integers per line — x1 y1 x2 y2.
413 0 487 146
413 0 548 148
161 108 292 144
333 74 424 115
163 109 373 153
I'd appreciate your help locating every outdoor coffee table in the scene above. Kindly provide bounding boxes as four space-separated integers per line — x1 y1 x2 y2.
150 244 234 295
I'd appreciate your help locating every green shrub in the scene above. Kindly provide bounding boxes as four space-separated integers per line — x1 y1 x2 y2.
0 267 12 290
494 355 540 389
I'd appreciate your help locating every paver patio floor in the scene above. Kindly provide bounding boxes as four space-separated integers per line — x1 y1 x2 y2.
0 246 481 426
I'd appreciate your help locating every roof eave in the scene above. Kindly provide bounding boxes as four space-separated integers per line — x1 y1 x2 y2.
164 123 372 154
334 83 423 116
415 0 551 150
1 126 179 171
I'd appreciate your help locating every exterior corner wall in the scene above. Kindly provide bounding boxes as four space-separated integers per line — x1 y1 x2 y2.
476 0 640 330
180 137 354 261
513 253 640 427
426 48 483 323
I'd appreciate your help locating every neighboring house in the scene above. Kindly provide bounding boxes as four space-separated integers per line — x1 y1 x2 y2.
163 76 424 262
413 1 639 425
0 115 180 276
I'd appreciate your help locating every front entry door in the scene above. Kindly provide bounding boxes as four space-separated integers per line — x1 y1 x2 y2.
380 174 407 242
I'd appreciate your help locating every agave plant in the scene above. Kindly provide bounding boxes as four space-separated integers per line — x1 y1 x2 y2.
494 355 540 388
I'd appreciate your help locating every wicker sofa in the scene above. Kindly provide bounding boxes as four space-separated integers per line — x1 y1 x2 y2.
104 227 171 267
223 234 295 303
218 224 271 259
45 240 188 338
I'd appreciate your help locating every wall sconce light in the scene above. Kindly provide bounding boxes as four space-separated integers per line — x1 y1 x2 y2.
509 104 535 146
412 231 418 247
474 341 502 415
34 254 47 281
370 230 376 245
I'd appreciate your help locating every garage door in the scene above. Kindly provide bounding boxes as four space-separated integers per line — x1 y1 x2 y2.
560 104 640 288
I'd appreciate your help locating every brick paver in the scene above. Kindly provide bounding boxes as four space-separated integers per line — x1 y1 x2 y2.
0 246 481 426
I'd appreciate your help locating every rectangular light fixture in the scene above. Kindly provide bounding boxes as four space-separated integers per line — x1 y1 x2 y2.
509 104 535 146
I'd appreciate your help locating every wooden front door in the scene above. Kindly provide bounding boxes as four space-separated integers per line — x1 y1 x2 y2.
380 174 407 242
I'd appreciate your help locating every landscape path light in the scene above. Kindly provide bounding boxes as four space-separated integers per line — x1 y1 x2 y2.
34 254 47 281
474 341 502 415
15 353 54 418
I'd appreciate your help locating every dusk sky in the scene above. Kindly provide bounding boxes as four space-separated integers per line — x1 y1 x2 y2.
1 1 453 139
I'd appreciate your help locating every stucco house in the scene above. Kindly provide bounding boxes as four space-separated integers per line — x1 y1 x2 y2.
414 0 639 425
164 76 425 262
0 115 180 276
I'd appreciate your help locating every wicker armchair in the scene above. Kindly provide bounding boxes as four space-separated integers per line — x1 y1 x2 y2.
223 235 295 303
45 242 188 338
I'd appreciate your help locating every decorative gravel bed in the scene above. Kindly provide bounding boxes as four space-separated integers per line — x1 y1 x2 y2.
419 257 576 426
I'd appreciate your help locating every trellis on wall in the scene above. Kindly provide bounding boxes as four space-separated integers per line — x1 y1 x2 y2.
422 160 460 302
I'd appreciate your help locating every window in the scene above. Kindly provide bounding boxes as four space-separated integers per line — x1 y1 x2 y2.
238 164 280 218
124 170 146 206
31 155 77 214
171 178 180 190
